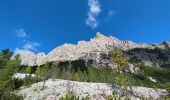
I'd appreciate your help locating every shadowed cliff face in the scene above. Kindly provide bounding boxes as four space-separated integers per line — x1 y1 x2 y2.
124 48 170 67
16 32 170 67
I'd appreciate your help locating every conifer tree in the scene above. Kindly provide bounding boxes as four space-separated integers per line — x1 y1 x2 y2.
2 48 13 62
61 68 67 80
42 63 50 89
112 48 133 95
87 68 97 82
35 66 43 76
74 72 79 81
35 63 50 89
25 66 31 74
112 48 129 74
0 49 23 99
82 71 88 82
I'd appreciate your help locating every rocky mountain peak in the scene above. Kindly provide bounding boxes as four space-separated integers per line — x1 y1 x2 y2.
95 32 105 38
17 32 170 67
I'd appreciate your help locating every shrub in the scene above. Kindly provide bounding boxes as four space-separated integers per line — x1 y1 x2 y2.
59 92 79 100
23 75 37 87
164 82 170 92
115 74 128 89
24 66 32 73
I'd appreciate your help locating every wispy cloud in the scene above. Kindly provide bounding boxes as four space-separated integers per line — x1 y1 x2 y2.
86 0 101 29
14 48 32 54
15 28 29 38
105 10 120 22
14 28 41 54
14 42 41 54
108 10 117 17
23 42 41 51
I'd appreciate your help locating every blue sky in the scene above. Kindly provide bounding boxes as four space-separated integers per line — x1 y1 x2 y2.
0 0 170 54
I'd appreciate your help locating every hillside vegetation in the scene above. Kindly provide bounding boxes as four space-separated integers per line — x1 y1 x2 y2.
0 49 23 99
0 48 170 99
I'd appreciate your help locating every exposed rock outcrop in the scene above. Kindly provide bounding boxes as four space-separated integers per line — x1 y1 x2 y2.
19 51 37 66
17 32 170 67
13 73 36 80
18 79 169 100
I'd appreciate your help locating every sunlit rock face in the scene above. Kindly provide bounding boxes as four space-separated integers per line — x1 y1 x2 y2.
17 32 170 67
16 51 46 66
46 32 139 63
36 53 47 66
19 51 37 66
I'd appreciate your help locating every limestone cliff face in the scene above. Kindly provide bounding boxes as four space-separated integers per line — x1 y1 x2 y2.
19 51 37 66
17 32 170 67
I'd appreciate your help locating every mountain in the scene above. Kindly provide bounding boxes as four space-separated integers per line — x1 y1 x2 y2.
17 32 170 67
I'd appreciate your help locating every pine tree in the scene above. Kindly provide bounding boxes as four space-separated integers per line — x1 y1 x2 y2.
35 66 43 76
61 68 67 80
42 63 50 89
71 70 75 80
112 48 129 75
0 49 23 99
1 48 13 62
25 66 31 74
112 49 133 95
35 63 50 89
77 68 82 81
74 72 79 81
82 71 88 82
87 68 96 82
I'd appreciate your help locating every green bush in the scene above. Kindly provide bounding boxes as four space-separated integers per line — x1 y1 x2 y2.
164 82 170 92
24 75 37 87
0 82 23 100
59 92 79 100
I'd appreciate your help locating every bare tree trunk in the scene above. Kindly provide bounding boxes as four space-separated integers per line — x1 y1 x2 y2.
129 85 133 94
51 65 57 80
42 72 48 90
125 68 133 95
36 75 39 82
42 77 46 90
124 72 133 96
51 61 59 81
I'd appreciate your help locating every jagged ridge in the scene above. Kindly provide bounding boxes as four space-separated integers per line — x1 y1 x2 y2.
17 32 170 67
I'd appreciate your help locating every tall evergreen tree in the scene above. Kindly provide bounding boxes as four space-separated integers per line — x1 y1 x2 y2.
82 71 88 82
112 48 133 95
0 49 23 99
112 48 129 74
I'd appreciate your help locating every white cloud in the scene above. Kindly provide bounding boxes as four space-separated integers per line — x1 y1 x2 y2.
14 28 42 54
14 42 41 54
88 0 101 15
86 0 101 29
14 48 32 55
15 28 29 38
23 42 41 51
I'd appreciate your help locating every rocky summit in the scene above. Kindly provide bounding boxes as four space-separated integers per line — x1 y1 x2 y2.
18 32 170 67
